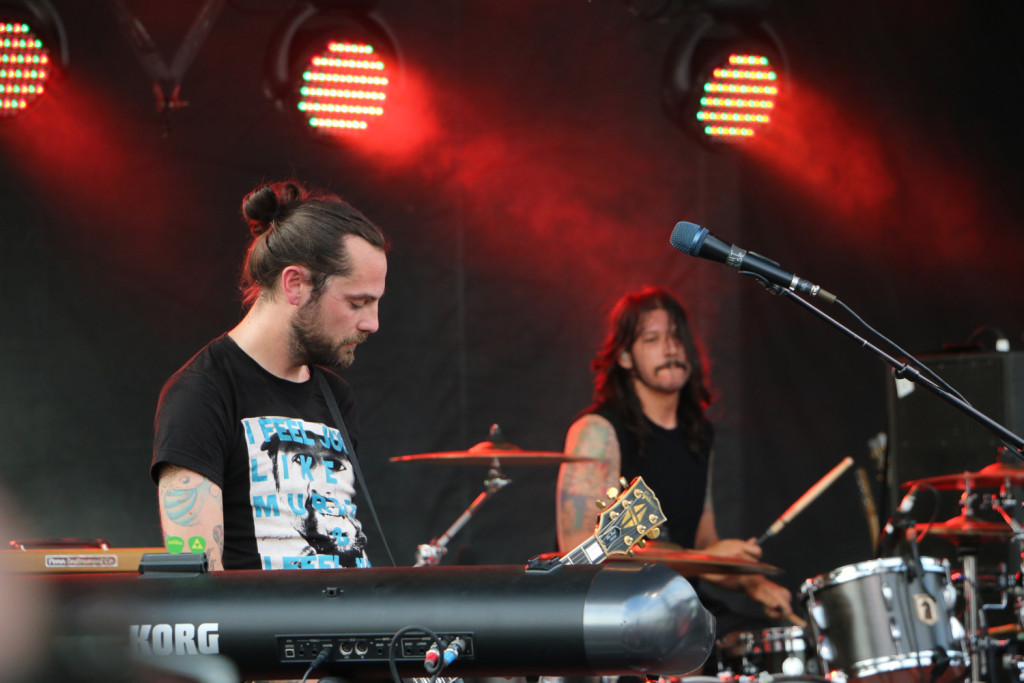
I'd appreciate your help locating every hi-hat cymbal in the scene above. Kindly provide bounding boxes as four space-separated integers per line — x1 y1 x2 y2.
911 514 1015 545
904 462 1024 491
391 440 595 466
534 541 783 577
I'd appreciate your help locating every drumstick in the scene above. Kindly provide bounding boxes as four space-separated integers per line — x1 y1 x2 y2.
757 456 854 545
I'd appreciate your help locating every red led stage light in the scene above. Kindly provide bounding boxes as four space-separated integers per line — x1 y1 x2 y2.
298 39 391 132
662 13 785 148
696 53 778 139
265 4 400 142
0 22 50 116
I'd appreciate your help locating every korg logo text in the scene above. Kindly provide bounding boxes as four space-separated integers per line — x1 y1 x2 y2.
130 623 220 655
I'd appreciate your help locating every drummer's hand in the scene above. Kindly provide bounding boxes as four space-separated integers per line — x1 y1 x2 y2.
743 576 802 624
701 537 763 563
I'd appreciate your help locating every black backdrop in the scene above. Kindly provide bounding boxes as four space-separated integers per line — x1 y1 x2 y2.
2 0 1023 604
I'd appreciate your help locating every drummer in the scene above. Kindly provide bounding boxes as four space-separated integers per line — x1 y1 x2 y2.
556 286 796 630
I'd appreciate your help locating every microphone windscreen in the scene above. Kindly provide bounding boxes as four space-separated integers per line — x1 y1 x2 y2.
669 221 708 256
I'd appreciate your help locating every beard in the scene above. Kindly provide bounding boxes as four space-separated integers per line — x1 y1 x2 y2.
289 298 367 368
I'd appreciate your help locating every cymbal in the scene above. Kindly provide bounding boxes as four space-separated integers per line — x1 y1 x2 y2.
911 515 1015 545
904 462 1024 490
534 542 783 577
390 440 596 466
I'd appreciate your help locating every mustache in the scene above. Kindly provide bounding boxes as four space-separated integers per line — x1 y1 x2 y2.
657 359 691 372
342 333 370 346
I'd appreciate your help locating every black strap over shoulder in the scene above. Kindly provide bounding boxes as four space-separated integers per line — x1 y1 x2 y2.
314 368 397 567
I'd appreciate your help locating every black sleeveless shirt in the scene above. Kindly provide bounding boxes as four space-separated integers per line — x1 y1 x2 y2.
593 404 711 547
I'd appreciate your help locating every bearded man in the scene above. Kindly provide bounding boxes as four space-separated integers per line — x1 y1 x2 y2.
152 179 387 571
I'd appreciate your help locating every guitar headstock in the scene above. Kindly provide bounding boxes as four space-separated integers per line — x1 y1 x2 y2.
592 476 667 559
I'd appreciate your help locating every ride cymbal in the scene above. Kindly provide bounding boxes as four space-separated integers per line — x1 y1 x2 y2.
390 441 595 466
911 514 1015 545
903 462 1024 491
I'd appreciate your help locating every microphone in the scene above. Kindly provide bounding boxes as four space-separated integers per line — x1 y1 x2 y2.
669 221 837 303
879 484 919 553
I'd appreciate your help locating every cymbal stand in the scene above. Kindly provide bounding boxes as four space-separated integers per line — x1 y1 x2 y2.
990 484 1024 616
414 458 511 567
955 479 984 683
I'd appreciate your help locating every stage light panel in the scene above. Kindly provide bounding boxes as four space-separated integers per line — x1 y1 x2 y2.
662 14 785 147
298 39 391 132
0 20 51 117
265 4 400 141
696 52 779 139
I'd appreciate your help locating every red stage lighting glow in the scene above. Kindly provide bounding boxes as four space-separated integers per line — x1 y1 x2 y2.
0 22 50 117
298 40 391 133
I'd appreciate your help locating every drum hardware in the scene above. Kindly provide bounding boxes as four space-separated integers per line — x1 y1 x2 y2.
412 461 511 567
390 425 598 566
715 626 820 679
898 456 1024 683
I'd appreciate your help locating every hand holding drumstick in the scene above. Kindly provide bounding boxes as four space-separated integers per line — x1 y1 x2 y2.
743 456 855 625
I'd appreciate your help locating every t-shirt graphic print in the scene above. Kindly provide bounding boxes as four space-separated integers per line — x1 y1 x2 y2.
243 415 369 569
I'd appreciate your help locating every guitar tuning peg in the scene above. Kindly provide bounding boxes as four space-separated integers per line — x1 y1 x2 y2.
619 477 629 488
627 548 635 557
648 527 661 540
637 539 647 548
605 487 619 500
595 500 607 510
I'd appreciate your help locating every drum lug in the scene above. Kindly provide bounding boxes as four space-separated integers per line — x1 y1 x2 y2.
810 600 827 630
828 670 848 683
882 583 894 611
818 635 835 663
943 581 957 607
890 617 903 643
950 616 965 640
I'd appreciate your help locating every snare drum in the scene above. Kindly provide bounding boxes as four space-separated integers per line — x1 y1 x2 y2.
716 625 819 677
801 556 967 683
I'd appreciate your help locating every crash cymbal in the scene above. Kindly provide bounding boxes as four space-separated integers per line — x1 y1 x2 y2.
392 423 597 466
390 440 595 466
911 515 1015 545
534 541 783 577
610 542 784 576
904 462 1024 491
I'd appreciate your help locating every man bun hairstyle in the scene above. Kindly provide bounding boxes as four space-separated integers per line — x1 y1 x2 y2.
240 179 388 307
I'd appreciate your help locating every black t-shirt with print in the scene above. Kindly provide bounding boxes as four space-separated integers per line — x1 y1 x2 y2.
152 334 369 570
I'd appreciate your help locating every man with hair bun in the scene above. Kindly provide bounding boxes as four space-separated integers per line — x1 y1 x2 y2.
151 179 387 571
556 285 797 632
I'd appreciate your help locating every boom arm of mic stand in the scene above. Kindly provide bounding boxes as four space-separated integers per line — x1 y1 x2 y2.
766 284 1024 456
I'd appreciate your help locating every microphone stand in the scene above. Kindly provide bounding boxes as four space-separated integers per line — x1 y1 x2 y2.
761 282 1024 455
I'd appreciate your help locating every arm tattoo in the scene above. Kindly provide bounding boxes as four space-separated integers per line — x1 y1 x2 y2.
160 470 219 527
559 417 620 543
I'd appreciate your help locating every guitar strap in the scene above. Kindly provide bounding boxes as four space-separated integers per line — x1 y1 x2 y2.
315 368 397 567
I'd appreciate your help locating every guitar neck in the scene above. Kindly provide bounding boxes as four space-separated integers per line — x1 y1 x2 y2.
560 536 608 566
